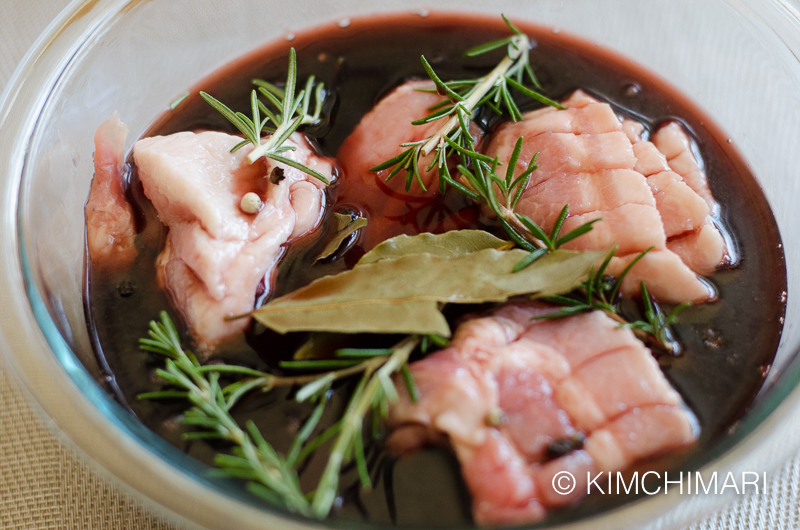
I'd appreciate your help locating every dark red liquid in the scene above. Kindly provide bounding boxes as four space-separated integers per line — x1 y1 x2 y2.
85 12 786 527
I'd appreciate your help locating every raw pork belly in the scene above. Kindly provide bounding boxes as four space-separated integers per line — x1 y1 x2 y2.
85 113 137 269
134 131 334 348
652 122 729 274
339 80 445 193
338 80 483 249
623 118 728 276
388 303 697 525
484 91 723 303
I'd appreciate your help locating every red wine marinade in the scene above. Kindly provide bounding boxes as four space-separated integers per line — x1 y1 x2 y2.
85 12 786 527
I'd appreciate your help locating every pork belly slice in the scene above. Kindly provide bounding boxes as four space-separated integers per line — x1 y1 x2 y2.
494 131 637 189
630 130 712 238
134 131 334 348
535 404 695 505
631 138 670 176
515 169 655 234
484 92 709 303
646 171 710 238
338 80 484 249
85 113 137 270
621 118 646 144
490 100 621 144
607 249 714 302
653 124 729 274
388 303 697 525
339 80 444 195
623 118 729 276
665 221 726 275
652 122 715 207
557 204 666 255
458 430 547 525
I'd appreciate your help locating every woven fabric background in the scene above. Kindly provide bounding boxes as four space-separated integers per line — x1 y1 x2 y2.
0 0 797 528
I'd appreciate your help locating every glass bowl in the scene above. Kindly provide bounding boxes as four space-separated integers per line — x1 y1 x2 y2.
2 0 800 528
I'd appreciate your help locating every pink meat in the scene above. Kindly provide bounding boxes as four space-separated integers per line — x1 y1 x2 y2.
556 204 665 255
494 99 621 138
484 91 710 303
646 171 709 237
85 113 137 269
631 138 669 176
624 125 710 237
668 221 728 276
501 132 638 188
607 250 713 302
134 131 334 348
625 118 728 275
338 80 483 249
515 169 655 234
652 122 715 207
339 80 444 194
459 430 546 524
388 303 697 525
621 119 645 144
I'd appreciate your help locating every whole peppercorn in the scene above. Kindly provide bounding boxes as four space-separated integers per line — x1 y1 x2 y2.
240 192 262 214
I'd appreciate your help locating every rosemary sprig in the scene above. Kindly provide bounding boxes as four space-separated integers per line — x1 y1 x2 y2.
137 312 311 515
446 136 600 267
537 247 634 317
369 14 561 195
200 48 330 184
620 283 690 355
513 207 602 272
139 312 423 519
416 15 562 153
308 336 420 518
538 247 690 353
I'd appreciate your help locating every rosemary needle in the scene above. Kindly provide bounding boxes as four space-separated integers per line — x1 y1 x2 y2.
310 336 419 517
201 48 330 184
137 312 311 515
539 247 690 353
139 312 423 520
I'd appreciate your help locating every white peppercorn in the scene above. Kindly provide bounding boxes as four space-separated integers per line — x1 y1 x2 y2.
240 192 262 214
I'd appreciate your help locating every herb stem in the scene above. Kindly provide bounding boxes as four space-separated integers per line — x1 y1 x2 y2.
139 313 311 515
420 42 523 156
272 357 386 388
311 336 419 518
498 204 545 249
246 116 299 164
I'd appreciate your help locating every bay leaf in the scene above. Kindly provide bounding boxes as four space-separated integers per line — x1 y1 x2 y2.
253 248 605 336
358 230 508 265
255 298 449 336
315 213 368 262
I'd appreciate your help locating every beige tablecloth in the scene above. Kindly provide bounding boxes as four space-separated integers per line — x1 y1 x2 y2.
1 1 799 528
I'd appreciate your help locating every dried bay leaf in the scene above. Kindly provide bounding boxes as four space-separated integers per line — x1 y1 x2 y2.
256 299 449 336
315 213 368 262
334 212 354 231
253 248 606 336
358 230 508 265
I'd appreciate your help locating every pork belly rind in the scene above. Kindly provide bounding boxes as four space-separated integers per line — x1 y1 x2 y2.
134 131 335 349
388 303 697 526
484 90 730 303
